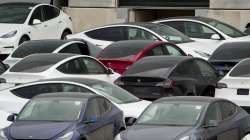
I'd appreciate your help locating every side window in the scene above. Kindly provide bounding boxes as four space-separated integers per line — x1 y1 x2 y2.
163 44 184 56
78 58 106 74
172 60 198 76
57 59 84 74
219 101 237 120
164 21 185 33
184 21 217 39
43 5 60 21
127 27 158 40
29 7 43 24
144 45 168 56
62 83 93 93
85 98 101 118
11 83 63 99
85 27 126 41
96 98 112 116
59 43 83 54
195 60 217 77
205 102 221 124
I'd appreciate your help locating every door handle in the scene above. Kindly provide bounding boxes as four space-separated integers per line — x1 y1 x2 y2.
44 25 48 27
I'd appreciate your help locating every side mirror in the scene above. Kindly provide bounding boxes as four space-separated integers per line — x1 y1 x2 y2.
84 116 98 124
126 117 137 126
106 68 114 75
32 19 42 25
211 34 221 40
204 120 218 128
7 114 17 122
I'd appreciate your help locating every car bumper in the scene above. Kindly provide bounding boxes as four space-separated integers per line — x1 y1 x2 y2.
0 37 19 55
215 88 250 107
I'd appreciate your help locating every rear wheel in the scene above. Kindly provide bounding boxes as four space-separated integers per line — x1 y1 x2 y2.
18 36 30 45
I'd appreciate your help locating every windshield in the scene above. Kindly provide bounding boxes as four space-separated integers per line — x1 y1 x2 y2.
230 59 250 77
146 24 193 44
83 80 140 104
137 102 205 126
18 98 84 121
0 4 32 24
206 19 246 38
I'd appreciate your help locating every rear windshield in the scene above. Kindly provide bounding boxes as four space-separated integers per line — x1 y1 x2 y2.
209 42 250 61
9 55 62 73
230 59 250 77
99 41 150 59
12 42 61 58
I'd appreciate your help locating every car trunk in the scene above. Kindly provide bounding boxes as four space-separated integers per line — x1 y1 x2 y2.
100 59 134 74
209 61 239 76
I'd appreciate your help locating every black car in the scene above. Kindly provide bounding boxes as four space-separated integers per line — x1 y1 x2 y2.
115 56 218 100
208 41 250 76
4 92 124 140
115 96 250 140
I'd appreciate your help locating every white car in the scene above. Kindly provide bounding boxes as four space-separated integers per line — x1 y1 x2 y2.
4 39 101 67
153 16 250 45
0 2 73 55
67 23 216 60
0 77 151 128
215 58 250 110
0 53 120 87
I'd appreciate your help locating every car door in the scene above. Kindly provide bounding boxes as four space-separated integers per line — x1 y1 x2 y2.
84 27 126 49
28 6 46 40
204 101 239 140
42 5 61 39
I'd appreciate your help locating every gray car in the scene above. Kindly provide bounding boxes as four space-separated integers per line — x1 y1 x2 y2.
115 96 250 140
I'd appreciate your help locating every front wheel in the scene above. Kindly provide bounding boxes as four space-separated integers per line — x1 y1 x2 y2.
61 31 71 40
18 36 30 45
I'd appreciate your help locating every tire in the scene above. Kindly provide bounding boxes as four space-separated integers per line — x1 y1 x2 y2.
61 31 71 40
18 36 29 45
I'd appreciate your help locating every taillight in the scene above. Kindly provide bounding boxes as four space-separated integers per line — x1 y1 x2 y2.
216 83 228 88
156 80 175 88
114 80 125 86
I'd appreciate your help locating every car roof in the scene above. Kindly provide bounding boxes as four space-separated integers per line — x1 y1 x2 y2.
22 39 75 49
136 56 191 65
33 92 98 99
37 77 105 85
101 22 165 29
155 96 226 104
0 2 39 6
155 16 215 23
21 53 76 61
105 40 158 50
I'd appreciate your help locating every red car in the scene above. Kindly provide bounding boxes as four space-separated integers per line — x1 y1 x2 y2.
97 40 186 74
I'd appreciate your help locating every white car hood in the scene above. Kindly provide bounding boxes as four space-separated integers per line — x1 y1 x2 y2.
0 24 23 36
118 100 151 118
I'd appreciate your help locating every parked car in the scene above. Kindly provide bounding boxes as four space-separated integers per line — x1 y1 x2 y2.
0 53 120 86
0 2 73 57
1 92 124 140
0 110 11 129
97 40 186 74
0 60 8 75
215 58 250 113
115 96 250 140
0 77 151 128
4 39 100 67
153 16 250 45
115 56 218 100
208 41 250 76
67 22 215 60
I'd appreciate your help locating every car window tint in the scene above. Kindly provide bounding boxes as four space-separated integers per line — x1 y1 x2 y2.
184 21 216 39
127 27 158 40
57 58 84 74
59 43 90 55
78 58 106 74
205 102 221 124
163 44 184 56
96 98 112 116
85 98 101 118
11 83 63 99
29 6 43 24
43 5 60 21
0 62 6 74
219 101 237 120
163 21 185 33
173 60 197 76
145 45 168 56
195 60 216 77
85 27 125 41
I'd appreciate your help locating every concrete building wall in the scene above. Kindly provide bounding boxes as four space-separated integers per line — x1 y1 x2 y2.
68 0 116 8
210 0 250 9
63 7 127 33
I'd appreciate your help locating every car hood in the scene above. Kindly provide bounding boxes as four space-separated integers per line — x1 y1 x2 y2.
235 35 250 41
122 125 193 140
0 24 23 37
118 100 151 118
9 121 74 139
178 41 218 59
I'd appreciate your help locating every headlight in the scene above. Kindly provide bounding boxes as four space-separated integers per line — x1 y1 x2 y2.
194 50 211 58
0 130 7 140
179 136 189 140
114 134 122 140
56 131 74 140
0 30 17 38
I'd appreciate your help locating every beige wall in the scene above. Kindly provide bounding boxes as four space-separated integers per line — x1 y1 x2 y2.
69 0 116 8
64 7 126 33
210 0 250 9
